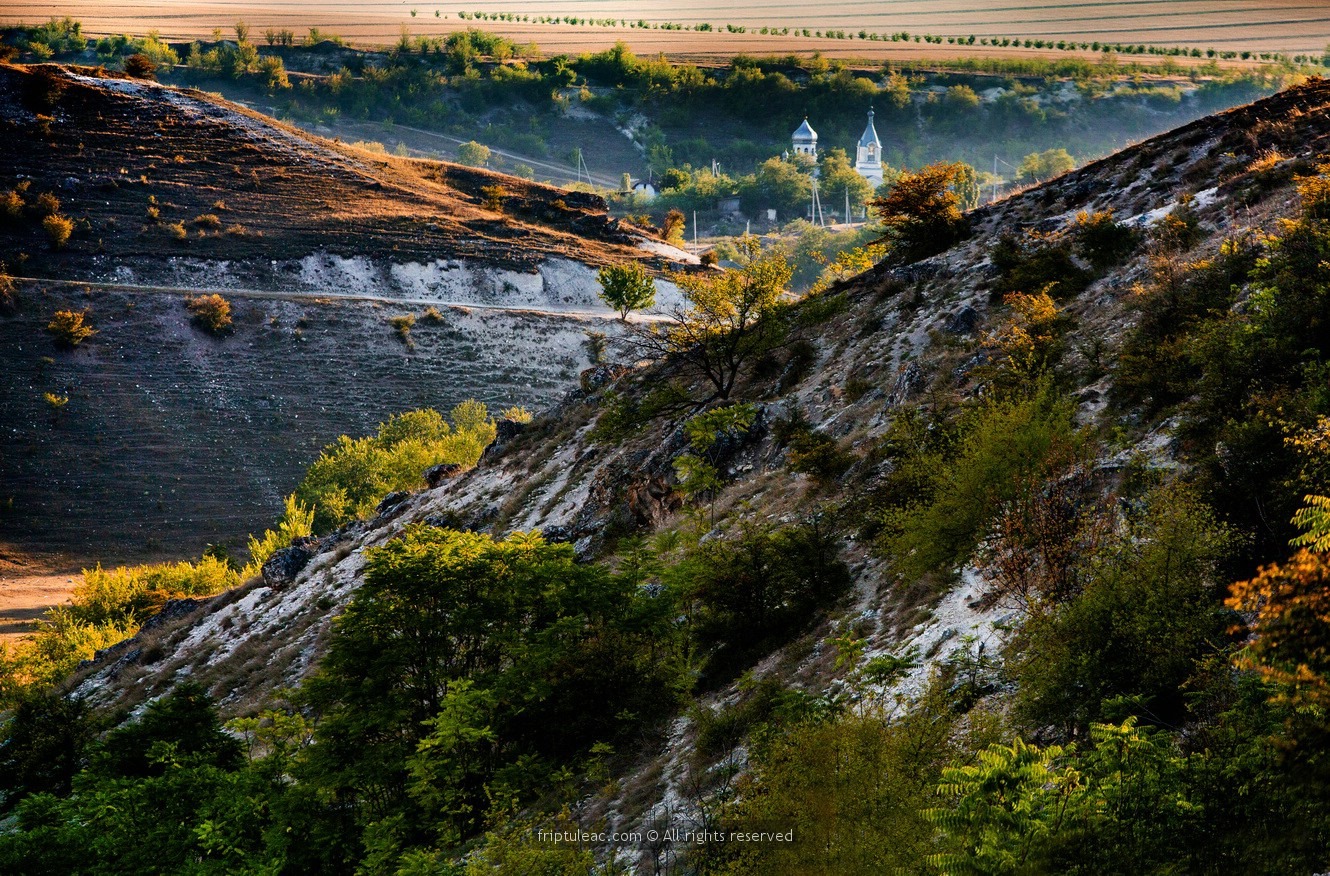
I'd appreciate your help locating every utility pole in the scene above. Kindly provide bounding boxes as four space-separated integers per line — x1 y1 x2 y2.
578 149 591 186
845 188 851 226
692 210 698 251
992 155 1018 204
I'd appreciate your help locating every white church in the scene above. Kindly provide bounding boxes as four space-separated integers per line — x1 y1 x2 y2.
789 110 884 185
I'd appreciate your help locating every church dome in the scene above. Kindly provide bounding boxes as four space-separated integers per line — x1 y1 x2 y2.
792 118 818 143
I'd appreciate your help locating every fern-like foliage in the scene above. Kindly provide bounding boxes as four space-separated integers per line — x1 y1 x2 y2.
1291 494 1330 553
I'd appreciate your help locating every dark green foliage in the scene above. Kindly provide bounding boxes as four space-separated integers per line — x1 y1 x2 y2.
1113 182 1330 563
1008 485 1235 732
94 682 244 778
301 527 686 848
0 694 98 813
877 386 1082 580
590 381 692 441
1114 238 1257 412
1073 209 1139 270
0 685 265 876
692 674 834 759
669 519 849 680
783 424 855 482
713 687 966 876
776 338 818 392
989 231 1091 301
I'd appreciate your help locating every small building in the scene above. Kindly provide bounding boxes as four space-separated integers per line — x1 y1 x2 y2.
855 108 884 186
717 194 742 216
632 181 657 201
792 118 818 158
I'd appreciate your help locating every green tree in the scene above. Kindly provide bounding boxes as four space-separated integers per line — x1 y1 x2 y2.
742 155 813 219
818 148 874 219
596 262 656 319
457 140 490 167
635 236 792 402
1016 148 1075 183
300 527 685 849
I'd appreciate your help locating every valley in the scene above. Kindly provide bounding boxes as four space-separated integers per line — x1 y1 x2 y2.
3 15 1330 876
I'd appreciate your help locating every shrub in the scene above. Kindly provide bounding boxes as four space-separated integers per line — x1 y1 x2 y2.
193 213 222 229
783 421 855 482
724 693 957 875
295 404 497 532
668 520 850 678
73 556 239 627
165 221 187 241
42 215 73 249
989 231 1090 301
185 294 233 334
241 495 315 579
122 53 156 79
390 313 416 345
480 185 505 211
878 386 1082 581
34 192 60 217
1073 209 1139 269
456 140 490 167
1 190 22 220
46 309 96 347
1151 194 1203 252
20 67 66 112
1009 485 1233 732
870 162 972 264
0 268 16 313
982 290 1070 385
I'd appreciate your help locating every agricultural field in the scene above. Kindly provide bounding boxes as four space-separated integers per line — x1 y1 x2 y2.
3 0 1327 59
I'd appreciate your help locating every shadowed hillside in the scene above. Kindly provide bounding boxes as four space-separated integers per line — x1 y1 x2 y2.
0 62 693 563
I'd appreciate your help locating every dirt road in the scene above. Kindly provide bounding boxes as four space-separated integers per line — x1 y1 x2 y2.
0 551 80 647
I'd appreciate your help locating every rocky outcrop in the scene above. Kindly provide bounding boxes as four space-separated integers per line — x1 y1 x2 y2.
260 536 321 589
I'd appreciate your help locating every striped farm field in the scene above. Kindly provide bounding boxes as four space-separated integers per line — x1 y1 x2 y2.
3 0 1326 60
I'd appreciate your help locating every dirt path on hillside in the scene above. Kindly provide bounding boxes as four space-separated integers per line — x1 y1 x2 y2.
0 551 81 647
9 276 676 322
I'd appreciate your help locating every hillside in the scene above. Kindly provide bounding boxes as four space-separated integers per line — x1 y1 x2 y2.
7 73 1330 874
0 62 694 563
0 64 690 281
76 70 1330 703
